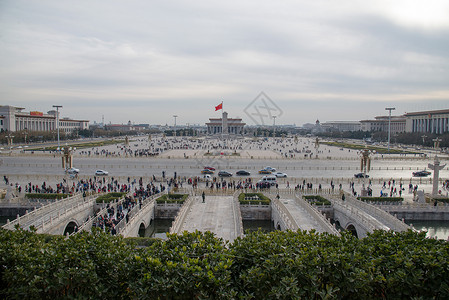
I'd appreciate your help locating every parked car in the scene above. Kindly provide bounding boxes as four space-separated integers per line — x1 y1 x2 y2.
201 169 214 174
354 173 369 178
204 166 216 171
218 170 233 177
65 167 80 174
203 174 212 181
413 170 431 177
236 170 251 176
95 170 109 176
273 172 287 178
259 169 272 174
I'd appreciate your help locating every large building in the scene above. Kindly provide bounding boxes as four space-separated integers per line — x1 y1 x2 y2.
360 116 406 134
321 121 362 132
206 112 245 135
404 109 449 134
0 105 89 134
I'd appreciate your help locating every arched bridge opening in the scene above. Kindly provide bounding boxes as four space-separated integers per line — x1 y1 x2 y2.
64 221 79 236
345 224 358 238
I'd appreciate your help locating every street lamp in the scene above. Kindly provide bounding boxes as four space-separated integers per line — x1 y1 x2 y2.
385 107 395 152
53 105 63 150
173 115 178 137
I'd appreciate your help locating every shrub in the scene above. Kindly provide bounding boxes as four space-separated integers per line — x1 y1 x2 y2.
96 192 126 203
156 194 188 204
303 195 332 206
1 228 449 299
358 197 404 203
238 193 271 205
25 193 69 200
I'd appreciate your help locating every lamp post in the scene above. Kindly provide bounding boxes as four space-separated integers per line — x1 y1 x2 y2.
173 115 178 137
53 105 63 150
385 107 395 152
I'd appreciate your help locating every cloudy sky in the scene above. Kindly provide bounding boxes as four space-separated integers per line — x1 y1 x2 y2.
1 0 448 126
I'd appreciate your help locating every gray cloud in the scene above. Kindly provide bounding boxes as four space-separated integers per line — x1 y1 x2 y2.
1 0 448 126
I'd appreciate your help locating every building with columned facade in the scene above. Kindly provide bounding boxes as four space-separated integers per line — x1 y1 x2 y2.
206 112 245 135
360 115 406 134
404 109 449 134
0 105 89 134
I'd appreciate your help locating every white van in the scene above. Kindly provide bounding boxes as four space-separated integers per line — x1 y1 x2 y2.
258 175 277 186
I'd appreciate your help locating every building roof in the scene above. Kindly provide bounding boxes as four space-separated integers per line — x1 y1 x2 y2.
404 109 449 117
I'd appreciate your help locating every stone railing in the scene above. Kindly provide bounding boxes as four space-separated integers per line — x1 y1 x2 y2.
294 193 340 236
271 197 299 231
169 192 195 235
75 193 128 234
342 194 410 232
118 191 166 236
332 199 389 232
232 190 244 238
3 193 92 230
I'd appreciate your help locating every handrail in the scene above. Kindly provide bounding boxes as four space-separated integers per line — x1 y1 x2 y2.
169 194 195 234
232 190 244 238
119 191 166 237
341 194 410 232
35 198 96 234
271 197 299 230
331 197 389 232
294 193 340 236
74 193 129 235
3 192 98 230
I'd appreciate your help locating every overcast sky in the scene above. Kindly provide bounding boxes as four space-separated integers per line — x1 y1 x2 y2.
1 0 448 126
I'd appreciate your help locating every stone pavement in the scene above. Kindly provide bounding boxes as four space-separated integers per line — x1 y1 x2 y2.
179 195 240 242
279 197 329 233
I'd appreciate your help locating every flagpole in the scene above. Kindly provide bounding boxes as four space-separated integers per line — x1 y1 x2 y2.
221 101 224 140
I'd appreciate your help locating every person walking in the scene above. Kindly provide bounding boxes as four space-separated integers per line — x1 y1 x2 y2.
202 191 205 203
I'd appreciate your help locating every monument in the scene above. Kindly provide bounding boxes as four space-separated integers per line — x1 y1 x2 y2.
428 138 445 196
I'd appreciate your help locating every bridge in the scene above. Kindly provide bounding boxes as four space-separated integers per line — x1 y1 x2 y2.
2 193 96 235
169 189 244 242
2 188 415 240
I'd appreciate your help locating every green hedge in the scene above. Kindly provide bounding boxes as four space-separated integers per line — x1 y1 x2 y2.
96 192 126 204
156 194 188 204
1 228 448 299
358 197 404 202
238 193 271 205
303 195 332 206
25 193 69 200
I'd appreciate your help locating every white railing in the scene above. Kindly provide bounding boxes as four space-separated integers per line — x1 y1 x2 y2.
332 199 389 232
232 190 244 238
169 193 195 235
294 193 340 236
271 197 299 230
75 193 128 234
119 191 166 237
35 198 95 234
3 193 93 230
341 194 410 232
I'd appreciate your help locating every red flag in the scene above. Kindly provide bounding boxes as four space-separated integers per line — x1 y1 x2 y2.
215 103 222 111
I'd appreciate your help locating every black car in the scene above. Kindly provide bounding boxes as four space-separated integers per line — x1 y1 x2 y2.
218 171 233 177
236 170 250 176
354 173 369 178
413 170 431 177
